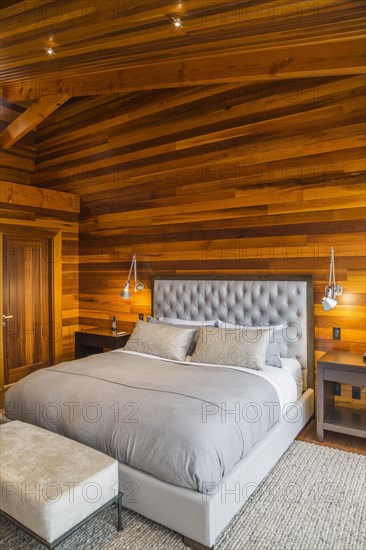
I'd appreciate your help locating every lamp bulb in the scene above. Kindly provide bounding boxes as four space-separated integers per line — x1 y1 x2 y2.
172 17 183 28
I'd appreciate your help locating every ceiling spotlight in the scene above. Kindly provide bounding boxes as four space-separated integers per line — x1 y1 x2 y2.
45 47 56 56
172 17 183 28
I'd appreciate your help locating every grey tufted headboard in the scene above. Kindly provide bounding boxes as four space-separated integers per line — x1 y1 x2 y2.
152 276 314 389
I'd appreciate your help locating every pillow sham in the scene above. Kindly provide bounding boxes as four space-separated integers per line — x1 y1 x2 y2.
280 358 303 399
191 325 269 370
147 317 215 355
158 317 216 327
124 320 197 362
215 321 285 368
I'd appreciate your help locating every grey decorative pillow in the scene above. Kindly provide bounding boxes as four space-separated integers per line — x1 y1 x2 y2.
215 321 284 368
124 320 197 362
147 317 215 356
265 341 282 368
191 326 270 370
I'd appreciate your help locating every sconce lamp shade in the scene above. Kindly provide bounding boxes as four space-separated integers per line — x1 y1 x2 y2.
321 247 343 311
120 282 131 299
120 255 144 299
321 286 338 311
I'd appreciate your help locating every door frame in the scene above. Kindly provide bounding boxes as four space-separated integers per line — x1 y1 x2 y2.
0 228 63 389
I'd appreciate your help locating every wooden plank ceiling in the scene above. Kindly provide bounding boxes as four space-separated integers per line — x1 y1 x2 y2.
1 0 365 99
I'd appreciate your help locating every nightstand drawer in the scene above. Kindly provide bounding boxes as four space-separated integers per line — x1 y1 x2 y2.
323 368 365 385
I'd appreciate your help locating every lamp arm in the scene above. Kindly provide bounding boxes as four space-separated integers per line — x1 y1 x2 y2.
328 246 333 286
331 246 336 286
126 254 135 285
133 254 137 292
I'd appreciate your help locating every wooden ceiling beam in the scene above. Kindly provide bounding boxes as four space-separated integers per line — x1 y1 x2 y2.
2 93 70 149
0 180 80 213
3 36 365 102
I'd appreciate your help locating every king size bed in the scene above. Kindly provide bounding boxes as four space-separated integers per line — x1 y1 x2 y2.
4 276 314 549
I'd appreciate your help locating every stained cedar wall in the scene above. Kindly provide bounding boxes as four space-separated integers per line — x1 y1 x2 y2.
33 75 365 376
0 182 79 363
0 102 35 185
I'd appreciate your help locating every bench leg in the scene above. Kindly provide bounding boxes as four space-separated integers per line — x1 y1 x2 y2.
117 492 124 531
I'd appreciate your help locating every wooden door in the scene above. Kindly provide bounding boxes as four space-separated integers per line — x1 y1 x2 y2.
2 235 52 385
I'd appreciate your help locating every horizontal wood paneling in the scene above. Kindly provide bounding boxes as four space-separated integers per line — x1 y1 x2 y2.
0 102 35 185
3 1 363 394
2 0 365 100
31 74 365 369
0 182 79 362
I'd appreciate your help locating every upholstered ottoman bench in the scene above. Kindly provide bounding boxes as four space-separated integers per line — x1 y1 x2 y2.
0 421 122 548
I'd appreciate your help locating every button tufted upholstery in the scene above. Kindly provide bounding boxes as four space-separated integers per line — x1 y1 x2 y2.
153 279 309 388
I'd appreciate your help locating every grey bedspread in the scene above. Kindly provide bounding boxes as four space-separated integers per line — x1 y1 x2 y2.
4 351 280 493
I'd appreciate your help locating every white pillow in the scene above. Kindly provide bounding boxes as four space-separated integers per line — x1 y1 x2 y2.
280 358 303 398
158 317 216 326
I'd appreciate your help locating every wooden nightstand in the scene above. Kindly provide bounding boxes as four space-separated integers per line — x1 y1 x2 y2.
75 327 132 359
317 351 366 441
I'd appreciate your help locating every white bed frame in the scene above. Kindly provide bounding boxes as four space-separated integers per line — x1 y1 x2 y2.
118 276 315 549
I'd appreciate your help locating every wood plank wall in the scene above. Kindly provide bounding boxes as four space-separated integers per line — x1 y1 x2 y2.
0 182 79 362
34 77 365 394
0 102 35 185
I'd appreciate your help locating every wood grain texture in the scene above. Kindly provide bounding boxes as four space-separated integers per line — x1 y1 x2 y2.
1 1 365 379
2 94 70 149
31 76 366 366
2 235 51 384
1 102 35 184
297 419 366 454
1 0 365 100
0 185 79 363
0 180 80 212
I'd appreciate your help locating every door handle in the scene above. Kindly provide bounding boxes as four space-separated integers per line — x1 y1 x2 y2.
2 314 13 327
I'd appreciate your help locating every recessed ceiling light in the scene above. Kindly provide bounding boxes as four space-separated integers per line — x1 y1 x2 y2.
172 17 183 29
45 46 56 57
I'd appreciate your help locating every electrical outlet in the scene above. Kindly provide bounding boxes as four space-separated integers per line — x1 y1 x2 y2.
352 386 361 400
333 383 341 396
138 313 144 321
333 327 341 340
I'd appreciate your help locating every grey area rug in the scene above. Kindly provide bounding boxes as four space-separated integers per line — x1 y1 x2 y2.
1 441 365 550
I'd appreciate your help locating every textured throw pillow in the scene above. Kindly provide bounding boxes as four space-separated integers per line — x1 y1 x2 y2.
191 326 270 370
147 317 215 355
215 321 284 368
124 320 197 361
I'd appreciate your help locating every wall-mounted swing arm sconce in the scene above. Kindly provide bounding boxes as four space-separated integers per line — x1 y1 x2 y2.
321 246 343 311
120 254 144 299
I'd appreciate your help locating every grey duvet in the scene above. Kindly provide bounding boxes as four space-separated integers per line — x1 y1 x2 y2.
5 351 280 493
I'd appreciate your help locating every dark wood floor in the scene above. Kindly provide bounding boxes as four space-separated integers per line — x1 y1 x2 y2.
297 418 366 455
